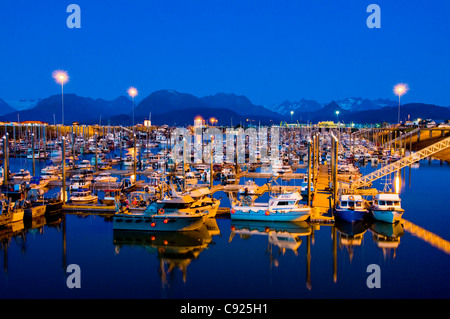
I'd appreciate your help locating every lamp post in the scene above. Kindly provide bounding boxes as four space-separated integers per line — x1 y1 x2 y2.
335 110 340 140
290 110 294 123
394 83 409 125
128 87 138 131
52 70 69 126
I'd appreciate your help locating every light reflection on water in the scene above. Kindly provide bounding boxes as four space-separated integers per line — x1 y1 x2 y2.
0 155 449 298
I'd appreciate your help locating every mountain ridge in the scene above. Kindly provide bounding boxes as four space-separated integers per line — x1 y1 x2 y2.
0 90 448 125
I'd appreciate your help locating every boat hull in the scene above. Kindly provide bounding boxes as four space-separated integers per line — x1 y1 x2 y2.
12 210 24 223
230 207 311 222
370 209 404 224
45 200 63 214
334 208 367 223
70 197 98 204
24 205 46 219
113 214 205 231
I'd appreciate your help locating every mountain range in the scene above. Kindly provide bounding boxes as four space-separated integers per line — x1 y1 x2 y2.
1 90 449 126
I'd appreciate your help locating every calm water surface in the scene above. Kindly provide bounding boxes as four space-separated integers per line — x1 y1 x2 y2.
1 155 449 299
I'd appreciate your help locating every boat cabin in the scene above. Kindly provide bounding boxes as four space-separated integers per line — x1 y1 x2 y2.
269 192 303 208
339 194 365 210
372 193 401 208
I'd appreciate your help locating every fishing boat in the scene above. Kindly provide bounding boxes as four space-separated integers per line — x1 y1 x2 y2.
369 193 404 223
43 192 63 214
113 196 205 232
119 177 136 192
101 188 125 206
94 172 118 183
70 189 98 204
230 191 311 222
69 175 91 191
12 169 31 181
23 188 47 219
334 194 368 222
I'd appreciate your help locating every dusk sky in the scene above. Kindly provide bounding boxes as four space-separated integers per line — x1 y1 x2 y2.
0 0 449 107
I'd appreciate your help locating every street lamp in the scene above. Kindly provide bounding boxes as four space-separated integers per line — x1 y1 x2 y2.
290 110 294 123
52 70 69 126
335 110 340 139
394 83 409 124
127 87 138 129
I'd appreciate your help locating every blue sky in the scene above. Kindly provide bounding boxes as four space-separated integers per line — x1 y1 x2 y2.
0 0 449 107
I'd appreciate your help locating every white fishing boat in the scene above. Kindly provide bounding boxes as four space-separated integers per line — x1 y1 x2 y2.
13 169 31 181
369 193 404 223
69 175 91 191
113 197 205 232
94 172 118 183
230 191 311 222
70 189 98 204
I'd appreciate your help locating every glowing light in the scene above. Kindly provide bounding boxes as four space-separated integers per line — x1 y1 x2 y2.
52 70 69 85
394 83 409 97
209 117 217 125
194 116 204 127
395 173 401 194
127 87 138 98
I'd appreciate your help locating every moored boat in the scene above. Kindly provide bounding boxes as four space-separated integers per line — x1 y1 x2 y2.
70 189 98 204
334 194 368 222
369 193 404 223
230 191 311 222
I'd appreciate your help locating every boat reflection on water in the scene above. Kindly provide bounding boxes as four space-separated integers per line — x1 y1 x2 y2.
334 219 369 261
113 220 219 286
229 220 312 259
370 220 405 258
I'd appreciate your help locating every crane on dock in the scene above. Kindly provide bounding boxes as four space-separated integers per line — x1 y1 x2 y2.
350 135 450 189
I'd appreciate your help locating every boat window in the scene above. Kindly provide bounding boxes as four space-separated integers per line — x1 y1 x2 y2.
356 202 362 207
277 201 289 206
379 200 385 205
387 201 393 206
341 201 347 207
348 201 355 207
394 201 400 205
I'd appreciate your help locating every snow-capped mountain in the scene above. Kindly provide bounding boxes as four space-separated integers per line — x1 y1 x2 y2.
267 97 398 115
266 99 323 115
5 98 40 111
334 97 397 112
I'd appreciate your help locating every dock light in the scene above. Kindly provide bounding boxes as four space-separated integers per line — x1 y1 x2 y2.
52 70 69 126
127 87 138 128
394 83 409 124
209 117 217 126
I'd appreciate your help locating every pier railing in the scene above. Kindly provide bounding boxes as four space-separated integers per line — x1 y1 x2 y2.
350 135 450 189
383 127 420 147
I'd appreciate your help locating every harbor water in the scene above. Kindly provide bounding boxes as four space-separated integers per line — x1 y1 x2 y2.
1 154 449 299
